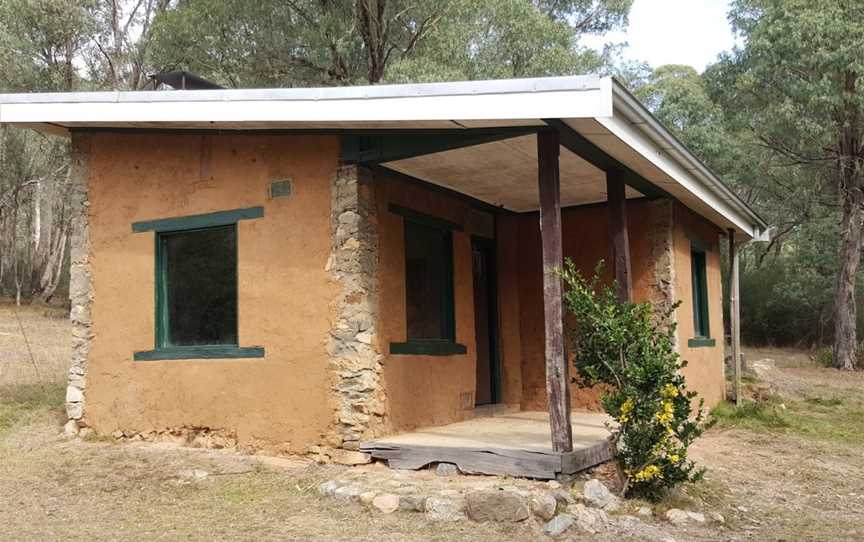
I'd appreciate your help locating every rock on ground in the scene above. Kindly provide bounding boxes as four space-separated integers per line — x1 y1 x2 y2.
665 508 690 524
530 493 558 521
371 493 400 514
582 479 621 512
435 463 459 477
543 514 575 538
465 490 529 523
567 503 609 534
425 497 465 521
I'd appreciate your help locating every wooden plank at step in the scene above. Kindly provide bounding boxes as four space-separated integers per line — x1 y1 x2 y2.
560 438 615 474
537 129 573 454
360 443 563 479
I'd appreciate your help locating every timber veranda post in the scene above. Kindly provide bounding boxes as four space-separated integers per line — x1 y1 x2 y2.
607 172 633 303
728 229 742 407
537 129 573 454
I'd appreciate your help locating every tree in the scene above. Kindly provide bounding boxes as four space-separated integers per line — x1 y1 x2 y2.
711 0 864 369
149 0 633 86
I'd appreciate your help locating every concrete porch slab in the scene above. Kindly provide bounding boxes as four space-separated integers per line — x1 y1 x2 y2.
360 411 613 480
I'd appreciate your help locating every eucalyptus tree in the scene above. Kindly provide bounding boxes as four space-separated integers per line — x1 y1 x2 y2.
710 0 864 369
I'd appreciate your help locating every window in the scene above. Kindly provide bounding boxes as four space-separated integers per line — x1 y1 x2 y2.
689 248 714 347
132 207 265 360
159 226 238 347
389 205 466 356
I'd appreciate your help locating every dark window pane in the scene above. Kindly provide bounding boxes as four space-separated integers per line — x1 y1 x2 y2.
691 250 709 337
161 226 237 346
404 221 453 340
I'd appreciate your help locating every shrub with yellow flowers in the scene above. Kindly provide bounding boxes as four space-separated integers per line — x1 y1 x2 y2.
559 260 712 501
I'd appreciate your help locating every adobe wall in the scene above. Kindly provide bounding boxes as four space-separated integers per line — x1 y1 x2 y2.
512 198 726 411
374 171 479 432
672 202 727 407
73 132 342 452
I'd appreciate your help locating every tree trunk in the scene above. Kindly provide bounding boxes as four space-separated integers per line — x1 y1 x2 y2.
832 190 863 370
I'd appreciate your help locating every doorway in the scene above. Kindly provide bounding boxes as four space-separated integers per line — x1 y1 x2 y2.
472 236 501 405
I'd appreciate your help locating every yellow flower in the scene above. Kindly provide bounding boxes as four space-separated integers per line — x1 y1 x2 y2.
618 398 634 423
661 383 679 399
634 465 661 481
655 400 675 425
668 454 680 463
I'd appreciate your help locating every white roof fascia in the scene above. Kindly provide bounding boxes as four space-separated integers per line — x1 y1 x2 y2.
604 80 770 241
0 76 612 125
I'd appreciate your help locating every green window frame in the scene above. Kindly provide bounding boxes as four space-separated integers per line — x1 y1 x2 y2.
389 204 466 356
133 207 265 361
688 247 715 348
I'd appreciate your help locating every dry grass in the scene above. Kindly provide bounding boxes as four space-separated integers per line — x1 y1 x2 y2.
0 303 70 386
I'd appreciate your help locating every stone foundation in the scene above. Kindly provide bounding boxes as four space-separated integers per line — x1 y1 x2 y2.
65 133 93 432
327 165 386 449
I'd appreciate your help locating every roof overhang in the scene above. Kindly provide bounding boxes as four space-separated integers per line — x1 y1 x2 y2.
0 75 769 241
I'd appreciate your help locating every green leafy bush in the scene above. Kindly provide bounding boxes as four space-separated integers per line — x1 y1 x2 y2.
559 260 711 501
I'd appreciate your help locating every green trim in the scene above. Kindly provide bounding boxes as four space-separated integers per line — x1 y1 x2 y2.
690 249 711 339
389 203 463 231
134 345 265 361
132 206 264 233
341 127 538 164
686 232 713 253
390 340 467 356
687 337 716 348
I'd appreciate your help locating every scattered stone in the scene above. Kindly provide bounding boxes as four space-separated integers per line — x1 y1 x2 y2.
317 480 341 497
637 506 653 517
331 450 372 466
435 463 459 477
543 514 575 538
334 484 364 500
372 493 400 514
665 508 690 524
582 479 621 512
425 497 465 521
545 480 562 490
111 430 124 439
551 489 575 506
530 493 558 521
77 427 94 439
399 495 428 512
709 512 726 525
176 468 209 482
567 503 609 534
359 491 377 505
465 490 530 523
63 420 79 437
686 511 706 523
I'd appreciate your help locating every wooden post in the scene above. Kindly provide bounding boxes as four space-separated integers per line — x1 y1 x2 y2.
607 172 632 302
537 130 573 453
728 229 742 406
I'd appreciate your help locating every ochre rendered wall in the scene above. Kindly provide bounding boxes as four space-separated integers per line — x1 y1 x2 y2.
513 199 727 412
515 201 658 411
84 133 340 451
375 172 478 432
672 203 727 408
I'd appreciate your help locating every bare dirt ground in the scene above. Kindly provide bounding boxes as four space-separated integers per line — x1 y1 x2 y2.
1 306 862 541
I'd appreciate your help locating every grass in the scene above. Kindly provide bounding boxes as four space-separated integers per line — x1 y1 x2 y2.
0 383 64 438
711 391 864 447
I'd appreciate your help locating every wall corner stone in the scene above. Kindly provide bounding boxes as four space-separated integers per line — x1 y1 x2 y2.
66 132 93 430
647 198 678 349
327 164 387 450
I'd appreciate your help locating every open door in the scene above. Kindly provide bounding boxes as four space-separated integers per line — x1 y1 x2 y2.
472 237 501 405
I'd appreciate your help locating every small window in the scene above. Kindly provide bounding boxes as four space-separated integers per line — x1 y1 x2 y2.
405 220 455 341
158 225 238 347
389 206 466 356
690 249 710 338
132 207 264 360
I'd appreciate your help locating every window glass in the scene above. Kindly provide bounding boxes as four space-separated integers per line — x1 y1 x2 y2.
160 225 238 346
691 249 710 338
404 220 454 341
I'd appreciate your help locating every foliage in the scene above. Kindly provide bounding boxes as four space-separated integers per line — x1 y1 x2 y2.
559 260 709 501
149 0 633 86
